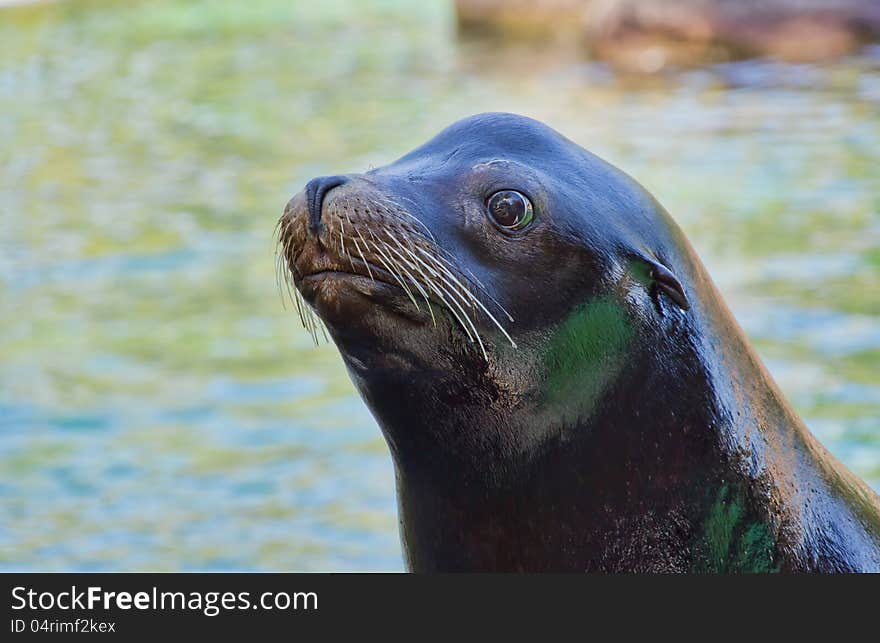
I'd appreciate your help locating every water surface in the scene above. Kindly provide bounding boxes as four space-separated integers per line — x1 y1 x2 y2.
1 0 878 570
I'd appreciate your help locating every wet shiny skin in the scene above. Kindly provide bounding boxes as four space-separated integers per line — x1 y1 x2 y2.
283 113 880 572
3 0 879 571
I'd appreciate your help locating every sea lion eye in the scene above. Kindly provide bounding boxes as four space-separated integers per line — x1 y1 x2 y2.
486 190 534 231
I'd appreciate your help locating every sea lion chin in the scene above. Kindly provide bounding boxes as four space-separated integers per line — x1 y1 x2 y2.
278 112 880 573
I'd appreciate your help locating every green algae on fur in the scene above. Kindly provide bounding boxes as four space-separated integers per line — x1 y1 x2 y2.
542 297 634 419
692 484 779 573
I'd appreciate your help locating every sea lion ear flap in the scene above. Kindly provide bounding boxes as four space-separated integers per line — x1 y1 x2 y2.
651 262 689 310
635 255 690 311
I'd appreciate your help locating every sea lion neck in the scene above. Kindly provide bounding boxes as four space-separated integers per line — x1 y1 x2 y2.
390 339 737 572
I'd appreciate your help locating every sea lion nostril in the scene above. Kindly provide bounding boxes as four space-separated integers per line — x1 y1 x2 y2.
305 175 347 233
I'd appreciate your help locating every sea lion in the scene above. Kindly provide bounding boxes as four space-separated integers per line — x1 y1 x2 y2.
277 112 880 572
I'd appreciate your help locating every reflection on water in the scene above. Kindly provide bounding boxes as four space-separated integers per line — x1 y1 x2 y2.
1 0 878 571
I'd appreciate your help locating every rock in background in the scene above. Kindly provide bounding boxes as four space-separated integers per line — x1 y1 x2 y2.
454 0 880 71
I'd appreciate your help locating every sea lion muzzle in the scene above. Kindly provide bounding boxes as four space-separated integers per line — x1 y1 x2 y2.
278 174 516 358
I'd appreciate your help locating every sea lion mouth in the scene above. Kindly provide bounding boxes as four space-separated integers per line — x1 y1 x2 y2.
275 181 516 357
288 225 437 314
295 247 422 308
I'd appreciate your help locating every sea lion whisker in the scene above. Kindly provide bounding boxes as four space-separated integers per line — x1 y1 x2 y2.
408 244 517 349
376 197 438 244
383 247 483 354
306 300 326 345
382 233 465 330
459 264 515 323
335 203 349 260
279 244 300 317
368 233 475 342
316 312 329 342
278 212 296 248
400 245 488 328
400 243 473 306
416 245 515 324
277 231 324 344
350 236 374 282
367 238 422 310
283 251 303 319
291 285 312 341
437 281 488 360
351 228 376 282
274 247 287 311
272 214 288 246
341 231 357 274
379 237 437 326
278 263 291 312
291 287 306 327
384 235 468 308
422 278 478 347
412 244 479 299
395 226 514 322
292 286 313 341
418 247 505 318
340 209 360 272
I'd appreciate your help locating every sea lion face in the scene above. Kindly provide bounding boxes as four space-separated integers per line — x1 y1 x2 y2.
279 113 690 455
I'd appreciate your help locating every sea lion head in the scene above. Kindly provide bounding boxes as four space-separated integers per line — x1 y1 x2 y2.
278 112 696 466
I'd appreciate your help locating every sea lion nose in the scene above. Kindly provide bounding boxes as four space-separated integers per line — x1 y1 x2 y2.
304 175 347 233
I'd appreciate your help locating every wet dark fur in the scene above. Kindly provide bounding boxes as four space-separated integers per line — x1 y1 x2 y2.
279 113 880 572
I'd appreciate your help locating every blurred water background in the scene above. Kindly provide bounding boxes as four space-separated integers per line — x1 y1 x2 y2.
1 0 878 571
